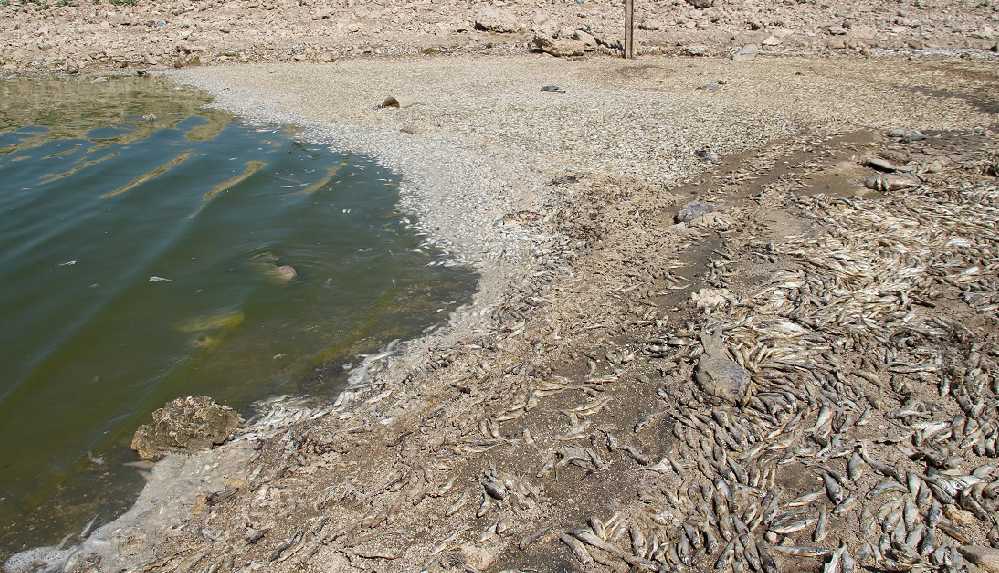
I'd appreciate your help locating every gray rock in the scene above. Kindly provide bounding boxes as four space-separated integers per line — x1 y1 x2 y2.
695 332 749 404
541 85 565 93
687 0 715 8
378 96 400 109
130 396 242 461
676 200 715 223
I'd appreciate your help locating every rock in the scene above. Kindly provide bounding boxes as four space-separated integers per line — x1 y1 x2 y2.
731 44 758 62
378 96 400 109
762 34 782 46
686 0 714 8
130 396 241 461
695 332 749 404
474 7 520 34
541 85 565 93
992 41 998 53
530 35 586 58
675 200 715 223
270 264 298 282
958 546 999 573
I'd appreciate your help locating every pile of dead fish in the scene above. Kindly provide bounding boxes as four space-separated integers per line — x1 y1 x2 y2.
555 149 998 571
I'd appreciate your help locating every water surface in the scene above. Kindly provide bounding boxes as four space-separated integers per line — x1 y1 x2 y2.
0 77 475 557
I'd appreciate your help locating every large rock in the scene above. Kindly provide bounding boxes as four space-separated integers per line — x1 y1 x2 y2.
474 7 521 33
130 396 241 460
695 332 750 404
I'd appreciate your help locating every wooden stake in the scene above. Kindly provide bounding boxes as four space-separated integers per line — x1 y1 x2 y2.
624 0 635 59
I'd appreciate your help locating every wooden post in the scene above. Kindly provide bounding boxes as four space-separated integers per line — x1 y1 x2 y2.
624 0 635 59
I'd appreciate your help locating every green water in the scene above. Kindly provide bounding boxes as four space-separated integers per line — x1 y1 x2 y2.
0 77 476 557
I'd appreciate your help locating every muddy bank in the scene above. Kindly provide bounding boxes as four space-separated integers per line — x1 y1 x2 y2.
6 54 999 572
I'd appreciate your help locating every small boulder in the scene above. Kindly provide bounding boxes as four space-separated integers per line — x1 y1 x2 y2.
686 0 715 8
695 332 750 404
130 396 241 461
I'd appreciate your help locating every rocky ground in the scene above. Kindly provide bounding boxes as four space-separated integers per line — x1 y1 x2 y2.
1 0 999 73
6 53 997 572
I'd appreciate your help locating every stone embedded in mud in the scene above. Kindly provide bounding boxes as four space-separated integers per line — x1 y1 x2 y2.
695 332 749 404
130 396 242 461
675 201 715 223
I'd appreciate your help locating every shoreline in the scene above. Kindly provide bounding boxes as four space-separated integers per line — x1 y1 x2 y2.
6 52 999 572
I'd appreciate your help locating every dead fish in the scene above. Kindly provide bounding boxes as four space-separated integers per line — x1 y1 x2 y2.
814 505 828 542
770 545 833 558
847 451 863 481
769 517 816 535
560 532 593 564
823 472 845 504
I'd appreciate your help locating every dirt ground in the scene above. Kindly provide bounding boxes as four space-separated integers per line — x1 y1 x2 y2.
5 53 999 573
